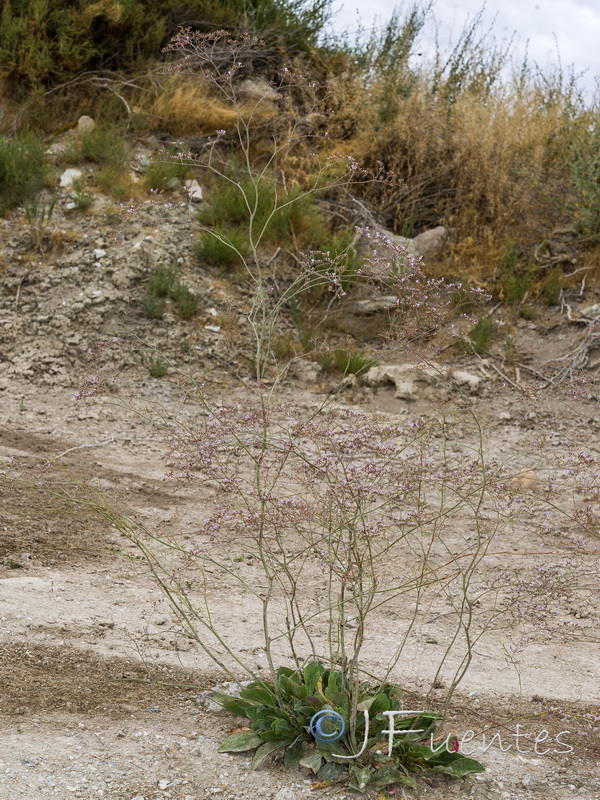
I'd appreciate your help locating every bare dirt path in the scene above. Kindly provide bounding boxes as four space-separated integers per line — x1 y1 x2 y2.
1 375 599 800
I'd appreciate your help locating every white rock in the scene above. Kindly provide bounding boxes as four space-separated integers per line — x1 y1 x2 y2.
204 325 221 332
581 303 600 319
157 779 170 790
77 115 96 133
93 249 106 259
363 363 481 401
59 168 82 189
348 296 398 313
184 179 204 202
412 226 449 260
272 789 297 800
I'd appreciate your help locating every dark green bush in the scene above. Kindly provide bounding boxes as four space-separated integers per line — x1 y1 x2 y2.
195 226 249 267
198 181 312 246
0 133 48 214
0 0 332 94
141 294 166 320
72 127 129 166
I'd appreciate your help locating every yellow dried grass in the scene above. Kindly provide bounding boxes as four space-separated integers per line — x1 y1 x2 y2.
149 76 279 136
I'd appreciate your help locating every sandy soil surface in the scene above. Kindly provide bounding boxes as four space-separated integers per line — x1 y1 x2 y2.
1 371 599 800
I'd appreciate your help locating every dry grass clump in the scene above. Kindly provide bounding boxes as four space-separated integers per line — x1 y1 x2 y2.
149 76 242 136
318 7 599 287
345 82 581 280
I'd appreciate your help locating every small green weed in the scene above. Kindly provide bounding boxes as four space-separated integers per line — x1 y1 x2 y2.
541 268 562 306
272 335 297 362
466 315 494 354
171 284 199 319
147 356 168 378
319 348 378 376
141 294 165 320
66 128 130 198
24 195 55 227
96 164 130 199
195 226 249 267
519 306 535 320
71 176 93 210
104 211 122 226
142 265 199 320
23 195 56 252
0 133 48 215
147 265 179 298
143 150 190 191
496 240 534 305
72 127 128 166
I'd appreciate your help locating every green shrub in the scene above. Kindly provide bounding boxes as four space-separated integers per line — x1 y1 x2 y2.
495 240 535 305
319 348 378 376
71 127 129 166
148 356 168 377
0 0 332 95
466 315 494 354
541 267 562 306
147 265 179 298
141 294 165 320
142 264 199 319
95 165 131 199
519 305 535 320
171 283 199 319
313 229 362 287
0 134 48 214
195 226 249 267
143 152 190 191
198 180 315 247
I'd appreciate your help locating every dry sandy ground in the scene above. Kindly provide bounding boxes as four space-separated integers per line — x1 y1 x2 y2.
1 369 599 800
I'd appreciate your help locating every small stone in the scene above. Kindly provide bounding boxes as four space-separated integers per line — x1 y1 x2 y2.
272 789 297 800
77 115 96 133
60 168 83 189
158 779 170 790
93 248 107 259
184 179 204 202
581 303 600 319
498 411 512 421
